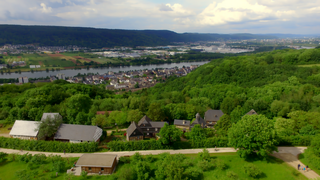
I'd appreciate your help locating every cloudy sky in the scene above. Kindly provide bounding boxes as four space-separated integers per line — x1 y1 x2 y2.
0 0 319 34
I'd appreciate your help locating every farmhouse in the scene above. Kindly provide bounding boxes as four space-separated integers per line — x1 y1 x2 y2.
54 124 102 143
204 110 224 128
126 115 167 141
9 120 39 140
76 154 117 175
174 120 190 132
245 109 258 116
191 113 206 128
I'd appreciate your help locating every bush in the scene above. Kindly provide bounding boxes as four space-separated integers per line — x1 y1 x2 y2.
197 149 210 161
304 148 320 170
0 137 98 153
197 160 213 171
311 135 320 157
215 159 227 170
0 152 7 163
278 135 313 146
243 163 262 178
184 167 203 180
119 156 130 164
226 171 238 180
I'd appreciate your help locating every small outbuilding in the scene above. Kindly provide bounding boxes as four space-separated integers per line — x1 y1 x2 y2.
76 154 117 175
9 120 39 140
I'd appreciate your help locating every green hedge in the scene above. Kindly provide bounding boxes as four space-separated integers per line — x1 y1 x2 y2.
0 137 98 153
108 137 229 151
190 137 229 148
278 135 313 146
303 148 320 171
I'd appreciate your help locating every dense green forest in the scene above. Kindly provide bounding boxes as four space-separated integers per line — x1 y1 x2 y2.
0 25 276 48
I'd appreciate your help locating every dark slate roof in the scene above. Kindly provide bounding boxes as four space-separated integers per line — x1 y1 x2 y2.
150 121 167 128
192 113 206 127
174 120 190 126
204 110 224 122
138 115 152 126
54 124 102 142
126 122 143 137
246 109 258 115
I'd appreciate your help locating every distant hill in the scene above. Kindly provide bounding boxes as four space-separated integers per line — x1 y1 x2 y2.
0 25 277 48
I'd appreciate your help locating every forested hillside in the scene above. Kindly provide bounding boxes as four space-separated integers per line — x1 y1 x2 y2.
0 25 276 48
1 48 320 127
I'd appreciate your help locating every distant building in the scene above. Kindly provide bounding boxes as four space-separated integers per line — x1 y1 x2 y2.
0 64 7 69
54 124 103 143
18 77 28 84
56 73 66 80
204 110 224 128
75 154 117 175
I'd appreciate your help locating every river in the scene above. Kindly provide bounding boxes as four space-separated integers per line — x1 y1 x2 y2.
0 61 209 79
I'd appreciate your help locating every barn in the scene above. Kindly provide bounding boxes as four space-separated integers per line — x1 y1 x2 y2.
76 154 117 175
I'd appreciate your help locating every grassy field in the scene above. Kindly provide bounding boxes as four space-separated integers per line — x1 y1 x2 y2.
42 58 75 67
89 57 119 64
0 157 79 180
0 124 12 134
0 152 307 180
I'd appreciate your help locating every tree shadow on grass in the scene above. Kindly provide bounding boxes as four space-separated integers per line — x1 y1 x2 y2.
244 153 283 164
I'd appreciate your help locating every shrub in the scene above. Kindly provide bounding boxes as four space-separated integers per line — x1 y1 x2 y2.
226 171 238 180
243 163 262 178
0 152 7 163
278 135 313 146
304 148 320 170
197 160 213 171
0 137 98 153
119 156 130 164
311 135 320 157
144 154 156 163
215 159 227 170
184 167 203 180
197 149 210 161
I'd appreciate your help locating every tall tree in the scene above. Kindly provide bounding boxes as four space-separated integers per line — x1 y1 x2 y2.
159 124 182 145
228 115 278 158
36 114 63 140
215 114 232 136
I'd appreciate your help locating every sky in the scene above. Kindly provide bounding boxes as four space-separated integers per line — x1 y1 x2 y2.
0 0 320 34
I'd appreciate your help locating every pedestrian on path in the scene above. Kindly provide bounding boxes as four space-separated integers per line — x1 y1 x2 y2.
306 165 309 172
298 164 301 170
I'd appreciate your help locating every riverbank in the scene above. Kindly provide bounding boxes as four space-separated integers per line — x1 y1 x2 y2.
0 61 209 79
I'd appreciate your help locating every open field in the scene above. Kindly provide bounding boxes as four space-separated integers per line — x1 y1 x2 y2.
0 152 307 180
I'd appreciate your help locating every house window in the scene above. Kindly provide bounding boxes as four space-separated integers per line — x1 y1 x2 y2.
155 128 158 131
101 168 104 171
209 122 212 124
147 128 149 131
89 167 92 171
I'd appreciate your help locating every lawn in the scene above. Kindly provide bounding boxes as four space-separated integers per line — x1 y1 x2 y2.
89 57 118 64
42 58 75 67
0 153 307 180
0 124 12 134
105 153 307 180
0 156 79 180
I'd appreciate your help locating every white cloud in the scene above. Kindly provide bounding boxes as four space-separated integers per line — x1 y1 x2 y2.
40 3 52 13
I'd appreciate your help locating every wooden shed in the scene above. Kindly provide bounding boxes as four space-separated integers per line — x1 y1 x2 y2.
76 154 118 175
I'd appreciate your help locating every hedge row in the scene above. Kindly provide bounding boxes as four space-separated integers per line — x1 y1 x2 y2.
278 135 313 146
0 137 98 153
190 137 229 148
108 139 170 151
304 148 320 170
108 137 229 151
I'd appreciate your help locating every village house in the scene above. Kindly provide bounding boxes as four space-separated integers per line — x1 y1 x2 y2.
245 109 258 115
9 120 39 140
126 116 167 141
204 110 224 128
174 120 190 132
75 154 117 175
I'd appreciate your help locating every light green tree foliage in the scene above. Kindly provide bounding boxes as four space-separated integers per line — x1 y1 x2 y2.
299 125 319 135
135 161 151 180
197 149 210 161
230 106 243 124
228 115 278 158
65 94 92 123
215 114 232 136
221 97 239 115
106 111 127 126
188 124 207 141
147 102 165 121
91 114 107 127
155 153 185 180
15 169 31 180
159 124 182 145
36 115 63 140
288 111 320 131
274 117 295 136
126 109 144 123
270 100 291 117
311 135 320 157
